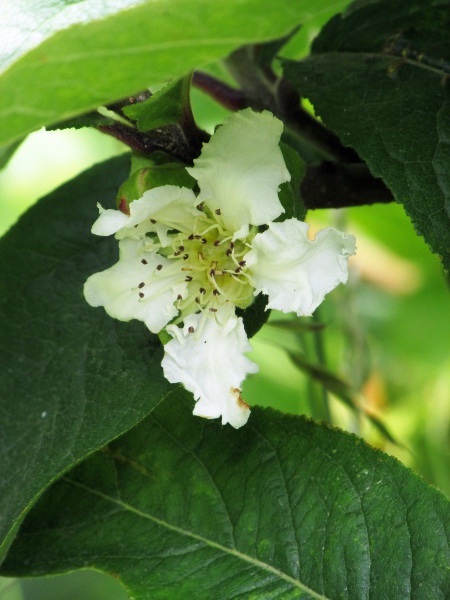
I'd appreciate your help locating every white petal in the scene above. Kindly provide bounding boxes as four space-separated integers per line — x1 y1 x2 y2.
84 238 187 333
117 185 201 245
187 109 290 234
162 312 258 428
246 219 356 316
91 204 129 236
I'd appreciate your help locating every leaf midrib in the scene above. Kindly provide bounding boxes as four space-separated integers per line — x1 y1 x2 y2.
63 476 330 600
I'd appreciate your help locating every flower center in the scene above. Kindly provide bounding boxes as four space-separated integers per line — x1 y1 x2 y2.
156 213 256 321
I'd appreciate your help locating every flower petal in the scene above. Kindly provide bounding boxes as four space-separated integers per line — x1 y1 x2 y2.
187 109 290 235
246 219 356 316
162 312 258 428
84 238 187 333
118 185 201 245
91 204 129 236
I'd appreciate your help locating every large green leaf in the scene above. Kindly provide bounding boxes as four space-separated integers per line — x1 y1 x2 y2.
4 391 450 599
0 0 351 148
0 155 173 559
282 0 450 272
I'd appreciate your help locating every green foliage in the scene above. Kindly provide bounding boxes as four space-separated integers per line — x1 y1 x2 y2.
278 143 307 221
282 0 450 272
123 78 188 131
3 392 450 599
0 155 173 559
0 0 317 148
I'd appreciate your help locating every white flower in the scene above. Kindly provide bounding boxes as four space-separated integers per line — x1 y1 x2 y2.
84 108 356 428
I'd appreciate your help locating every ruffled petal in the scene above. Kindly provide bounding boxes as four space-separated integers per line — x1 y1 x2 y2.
187 109 290 235
83 238 187 333
117 185 201 245
91 204 129 236
246 219 356 316
162 311 258 428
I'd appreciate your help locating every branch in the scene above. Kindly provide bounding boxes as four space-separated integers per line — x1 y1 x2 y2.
301 163 394 210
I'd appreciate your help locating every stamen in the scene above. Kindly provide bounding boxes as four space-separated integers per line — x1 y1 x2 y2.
177 294 183 300
239 261 246 267
150 219 156 224
188 234 195 240
185 276 193 282
188 326 195 334
199 287 206 294
215 209 221 215
141 259 148 265
213 289 220 296
213 240 221 246
226 249 232 256
179 245 185 251
201 238 207 244
156 264 163 271
209 308 217 312
138 282 145 289
139 292 145 298
183 254 189 260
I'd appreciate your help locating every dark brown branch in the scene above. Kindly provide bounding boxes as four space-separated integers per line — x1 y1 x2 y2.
193 71 249 111
301 162 394 210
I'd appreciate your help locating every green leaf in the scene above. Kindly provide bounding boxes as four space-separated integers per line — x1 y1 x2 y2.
0 139 23 171
278 142 307 221
46 111 115 131
3 391 450 598
123 78 188 131
0 0 327 148
282 0 450 272
0 155 173 559
237 292 270 339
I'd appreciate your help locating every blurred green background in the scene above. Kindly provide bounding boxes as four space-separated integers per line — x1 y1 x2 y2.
1 70 449 600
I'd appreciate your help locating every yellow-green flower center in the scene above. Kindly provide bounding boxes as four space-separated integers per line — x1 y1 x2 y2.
158 212 256 320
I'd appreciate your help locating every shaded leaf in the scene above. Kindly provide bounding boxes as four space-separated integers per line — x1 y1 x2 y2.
3 392 450 599
237 292 270 339
46 112 115 131
123 79 187 131
0 155 173 559
283 0 450 271
278 142 307 221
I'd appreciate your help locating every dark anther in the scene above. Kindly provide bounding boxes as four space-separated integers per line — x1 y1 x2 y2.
174 251 181 256
199 287 206 294
209 308 218 312
134 224 139 228
185 276 193 282
188 234 195 240
226 249 232 256
235 267 241 273
213 289 220 296
150 219 156 224
156 264 163 271
195 235 201 239
215 209 221 215
139 292 145 298
179 245 185 251
239 260 246 267
195 297 200 303
197 203 204 211
138 282 145 289
177 294 183 300
188 326 195 333
141 259 148 265
201 238 207 244
183 254 189 260
210 269 215 276
230 242 235 249
213 240 221 246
